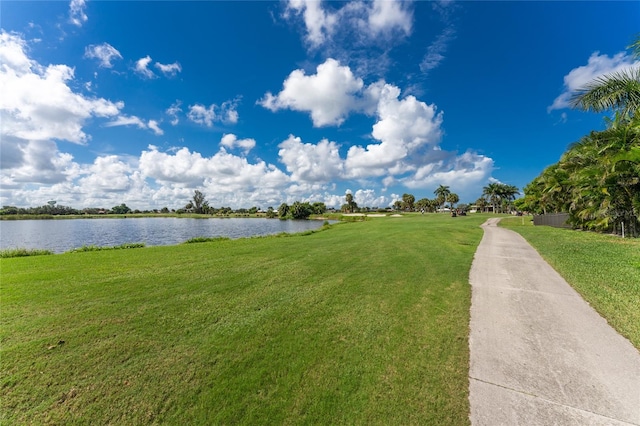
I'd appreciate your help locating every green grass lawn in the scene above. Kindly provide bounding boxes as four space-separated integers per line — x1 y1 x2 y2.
1 214 488 424
500 217 640 349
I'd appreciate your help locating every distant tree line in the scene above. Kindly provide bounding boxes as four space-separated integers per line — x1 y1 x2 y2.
2 184 528 220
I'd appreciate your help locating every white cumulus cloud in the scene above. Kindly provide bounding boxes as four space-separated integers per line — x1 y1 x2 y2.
278 135 344 182
285 0 412 49
1 139 80 185
0 31 122 145
366 0 412 37
286 0 337 48
220 134 256 154
139 145 290 191
78 155 133 192
259 58 373 127
345 83 444 177
401 150 494 202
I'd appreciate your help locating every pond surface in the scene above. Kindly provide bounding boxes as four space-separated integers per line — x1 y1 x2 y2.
0 217 328 253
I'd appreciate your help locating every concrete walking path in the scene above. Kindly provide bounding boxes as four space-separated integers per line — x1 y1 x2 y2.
469 218 640 425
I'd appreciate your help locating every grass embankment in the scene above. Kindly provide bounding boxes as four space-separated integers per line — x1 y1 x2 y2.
1 214 487 424
500 217 640 349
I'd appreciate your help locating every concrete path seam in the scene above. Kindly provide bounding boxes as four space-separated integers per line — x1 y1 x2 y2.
469 377 640 426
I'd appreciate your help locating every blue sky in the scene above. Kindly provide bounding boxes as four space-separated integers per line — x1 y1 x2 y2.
1 0 639 210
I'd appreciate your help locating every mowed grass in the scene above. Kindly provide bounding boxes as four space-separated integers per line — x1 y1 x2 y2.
1 214 487 425
500 217 640 349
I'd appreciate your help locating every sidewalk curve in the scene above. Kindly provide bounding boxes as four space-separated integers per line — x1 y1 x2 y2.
469 218 640 425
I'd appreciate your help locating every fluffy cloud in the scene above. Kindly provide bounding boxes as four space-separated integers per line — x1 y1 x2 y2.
278 135 344 182
0 31 123 145
263 59 488 193
286 0 412 49
0 139 79 185
353 188 389 208
84 43 122 68
259 58 372 127
345 83 443 177
220 133 256 154
1 139 494 210
188 99 239 127
286 0 337 48
155 61 182 77
134 55 156 79
549 51 640 112
78 155 134 192
69 0 88 27
139 145 290 191
401 150 494 201
366 0 412 37
104 115 164 135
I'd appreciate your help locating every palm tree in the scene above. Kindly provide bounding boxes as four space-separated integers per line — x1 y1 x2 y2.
482 183 501 213
402 193 415 211
434 185 451 212
500 185 520 213
278 203 289 218
446 193 459 210
345 193 357 213
475 196 488 213
570 68 640 120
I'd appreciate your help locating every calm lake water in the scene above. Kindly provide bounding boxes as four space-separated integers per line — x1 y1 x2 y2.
0 217 329 254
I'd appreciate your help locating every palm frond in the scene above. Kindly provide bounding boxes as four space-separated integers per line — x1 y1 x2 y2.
569 67 640 117
628 33 640 60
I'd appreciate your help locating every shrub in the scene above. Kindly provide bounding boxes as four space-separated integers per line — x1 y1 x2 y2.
183 237 231 244
67 243 146 253
0 248 54 258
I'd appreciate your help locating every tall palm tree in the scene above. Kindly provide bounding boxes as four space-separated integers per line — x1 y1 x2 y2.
446 193 459 210
434 185 450 212
482 183 501 213
475 196 488 213
500 184 520 213
402 193 415 211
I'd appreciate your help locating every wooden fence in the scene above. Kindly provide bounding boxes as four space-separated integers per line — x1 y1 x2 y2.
533 213 571 228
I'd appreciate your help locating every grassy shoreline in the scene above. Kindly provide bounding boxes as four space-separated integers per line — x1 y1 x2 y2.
500 217 640 349
1 214 487 424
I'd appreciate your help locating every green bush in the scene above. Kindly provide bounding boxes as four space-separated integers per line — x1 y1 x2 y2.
0 248 54 258
183 237 231 244
67 243 146 253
